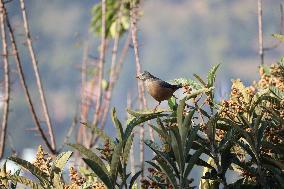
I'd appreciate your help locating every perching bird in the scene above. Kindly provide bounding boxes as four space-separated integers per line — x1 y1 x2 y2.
136 71 182 110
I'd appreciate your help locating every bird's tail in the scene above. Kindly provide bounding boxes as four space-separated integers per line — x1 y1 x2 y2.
172 84 183 90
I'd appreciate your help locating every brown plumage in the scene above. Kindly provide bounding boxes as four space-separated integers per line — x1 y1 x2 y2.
136 71 182 110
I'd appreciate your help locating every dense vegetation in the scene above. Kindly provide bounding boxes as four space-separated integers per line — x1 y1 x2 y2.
0 59 284 188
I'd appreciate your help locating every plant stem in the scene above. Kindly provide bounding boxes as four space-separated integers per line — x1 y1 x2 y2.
0 0 10 158
19 0 56 152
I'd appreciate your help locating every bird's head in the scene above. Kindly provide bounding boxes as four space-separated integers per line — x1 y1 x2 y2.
136 71 153 81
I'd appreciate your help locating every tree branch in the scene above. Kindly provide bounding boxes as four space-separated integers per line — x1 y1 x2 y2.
257 0 264 65
0 0 10 158
19 0 56 151
4 2 55 154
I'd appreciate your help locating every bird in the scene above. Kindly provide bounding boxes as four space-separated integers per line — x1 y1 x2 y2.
136 71 182 110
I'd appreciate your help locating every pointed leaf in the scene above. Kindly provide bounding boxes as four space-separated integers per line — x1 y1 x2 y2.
6 175 44 189
110 142 123 181
83 158 113 188
129 170 142 189
184 147 204 178
112 108 123 141
69 144 108 174
8 156 50 185
122 134 134 164
156 158 178 189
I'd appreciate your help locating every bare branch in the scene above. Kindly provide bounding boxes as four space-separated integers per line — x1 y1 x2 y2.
19 0 56 151
130 2 148 177
3 3 55 154
257 0 264 65
0 0 10 158
88 0 107 148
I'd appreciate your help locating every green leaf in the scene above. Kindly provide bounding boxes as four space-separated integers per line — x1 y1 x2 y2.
124 113 165 141
156 158 178 189
270 86 284 99
170 129 185 172
184 147 204 178
272 33 284 42
51 151 73 175
145 140 179 176
149 124 170 142
177 98 186 135
83 158 113 189
194 74 207 87
8 156 50 186
127 109 166 117
207 64 220 87
168 96 178 110
173 78 203 90
51 151 72 189
69 144 108 174
6 175 44 189
129 170 142 189
185 87 214 100
110 142 123 181
111 108 124 141
122 134 134 164
184 125 200 156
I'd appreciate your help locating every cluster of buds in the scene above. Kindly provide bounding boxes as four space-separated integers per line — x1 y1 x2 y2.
65 167 86 188
33 145 52 176
182 84 192 94
92 181 107 189
258 64 284 92
140 168 173 189
264 125 283 144
98 140 113 160
219 80 256 119
215 128 225 141
240 168 257 182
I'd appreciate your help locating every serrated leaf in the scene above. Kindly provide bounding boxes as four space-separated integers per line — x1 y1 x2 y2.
184 147 204 178
127 109 166 117
69 144 108 174
124 113 165 141
122 134 134 164
83 158 113 189
129 170 142 189
194 74 207 87
111 108 124 141
51 151 72 189
145 140 179 175
207 64 220 87
6 175 44 189
110 142 123 181
156 158 178 189
8 156 50 186
173 78 203 90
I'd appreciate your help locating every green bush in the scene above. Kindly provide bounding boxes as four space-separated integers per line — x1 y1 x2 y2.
1 61 283 188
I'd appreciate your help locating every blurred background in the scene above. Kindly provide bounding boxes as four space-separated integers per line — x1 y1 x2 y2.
1 0 284 175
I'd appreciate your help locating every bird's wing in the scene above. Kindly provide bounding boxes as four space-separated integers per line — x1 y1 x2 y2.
158 80 180 90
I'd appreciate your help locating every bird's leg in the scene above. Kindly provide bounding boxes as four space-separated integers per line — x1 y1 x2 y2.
154 102 161 112
172 95 178 99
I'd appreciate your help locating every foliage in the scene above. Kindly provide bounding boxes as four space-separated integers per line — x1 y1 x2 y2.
91 0 140 38
1 61 284 188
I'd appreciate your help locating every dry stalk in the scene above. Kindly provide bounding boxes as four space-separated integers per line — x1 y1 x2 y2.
257 0 264 65
19 0 56 151
4 3 55 153
88 0 107 148
0 0 10 158
130 2 148 177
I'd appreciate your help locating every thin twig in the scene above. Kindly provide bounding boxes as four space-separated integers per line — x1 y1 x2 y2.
130 2 148 177
258 0 264 65
99 0 123 130
4 3 54 154
19 0 56 151
78 42 89 147
88 0 107 148
0 0 10 158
